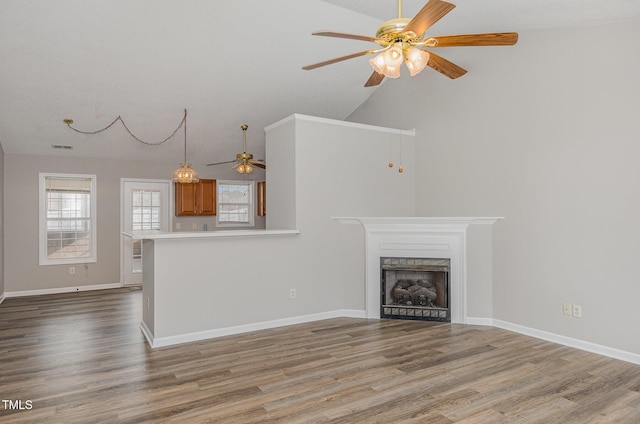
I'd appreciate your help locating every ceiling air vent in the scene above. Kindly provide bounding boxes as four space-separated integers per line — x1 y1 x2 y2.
51 144 73 150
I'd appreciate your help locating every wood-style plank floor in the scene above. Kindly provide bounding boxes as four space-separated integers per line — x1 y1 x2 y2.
1 288 639 423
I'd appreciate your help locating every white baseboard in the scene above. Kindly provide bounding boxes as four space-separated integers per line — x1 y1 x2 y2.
3 283 123 298
0 293 5 305
465 316 494 326
139 321 155 347
488 319 640 366
148 309 366 348
147 311 640 365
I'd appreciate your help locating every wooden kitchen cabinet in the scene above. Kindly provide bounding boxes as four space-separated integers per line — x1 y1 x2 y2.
175 179 216 216
257 181 266 217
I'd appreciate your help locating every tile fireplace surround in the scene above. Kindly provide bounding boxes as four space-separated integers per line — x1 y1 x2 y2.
334 217 503 324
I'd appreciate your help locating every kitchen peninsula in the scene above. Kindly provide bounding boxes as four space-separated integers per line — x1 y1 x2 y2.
126 229 299 347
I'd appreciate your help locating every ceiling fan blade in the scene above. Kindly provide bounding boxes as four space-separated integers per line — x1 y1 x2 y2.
312 31 379 43
207 160 237 166
302 49 377 70
427 51 467 79
248 160 266 169
364 71 385 87
403 0 456 38
430 32 518 47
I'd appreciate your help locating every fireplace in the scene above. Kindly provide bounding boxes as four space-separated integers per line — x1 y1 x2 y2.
334 216 502 323
381 257 450 322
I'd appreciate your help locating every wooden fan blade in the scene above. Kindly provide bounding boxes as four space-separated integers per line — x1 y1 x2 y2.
248 160 266 169
302 49 376 70
427 51 467 79
312 31 379 43
403 0 456 38
364 71 385 87
207 160 236 166
431 32 518 47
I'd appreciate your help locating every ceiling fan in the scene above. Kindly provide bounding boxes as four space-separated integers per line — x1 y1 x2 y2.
302 0 518 86
207 124 265 174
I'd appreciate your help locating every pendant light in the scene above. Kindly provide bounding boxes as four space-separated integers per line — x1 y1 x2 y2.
172 109 199 183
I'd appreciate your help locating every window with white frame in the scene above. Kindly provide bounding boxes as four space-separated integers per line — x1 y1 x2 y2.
216 180 255 227
131 189 161 272
39 173 97 265
132 189 161 231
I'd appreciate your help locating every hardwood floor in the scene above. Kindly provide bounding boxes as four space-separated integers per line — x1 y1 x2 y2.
1 288 639 423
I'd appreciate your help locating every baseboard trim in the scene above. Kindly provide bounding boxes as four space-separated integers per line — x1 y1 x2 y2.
4 283 123 298
465 316 494 326
146 311 640 364
139 321 155 347
489 319 640 366
0 293 6 305
148 309 366 348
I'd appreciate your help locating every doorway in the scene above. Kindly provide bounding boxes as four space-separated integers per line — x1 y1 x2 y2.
120 179 172 286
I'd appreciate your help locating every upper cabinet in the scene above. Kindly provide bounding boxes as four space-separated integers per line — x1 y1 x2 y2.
257 181 266 217
175 179 216 216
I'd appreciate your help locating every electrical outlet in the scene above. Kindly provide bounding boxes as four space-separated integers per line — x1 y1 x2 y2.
573 305 582 318
176 222 181 230
562 303 572 316
69 267 76 275
290 289 296 299
192 223 197 229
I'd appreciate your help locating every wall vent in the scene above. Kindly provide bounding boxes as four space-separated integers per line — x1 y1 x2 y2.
51 144 73 150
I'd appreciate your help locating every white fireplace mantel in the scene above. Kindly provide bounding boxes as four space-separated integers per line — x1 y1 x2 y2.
334 217 503 323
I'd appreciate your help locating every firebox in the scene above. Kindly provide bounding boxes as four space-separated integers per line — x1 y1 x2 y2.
380 257 450 322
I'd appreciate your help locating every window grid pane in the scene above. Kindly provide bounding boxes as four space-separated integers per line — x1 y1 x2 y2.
132 189 161 230
218 182 252 224
45 190 92 260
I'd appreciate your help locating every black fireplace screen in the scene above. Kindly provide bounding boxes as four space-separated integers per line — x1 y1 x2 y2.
380 257 450 322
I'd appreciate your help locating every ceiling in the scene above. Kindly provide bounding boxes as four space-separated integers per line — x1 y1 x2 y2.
1 0 639 167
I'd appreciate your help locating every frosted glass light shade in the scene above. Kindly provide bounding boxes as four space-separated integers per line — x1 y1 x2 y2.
404 47 430 77
385 64 401 79
384 43 404 68
368 44 402 79
369 54 386 75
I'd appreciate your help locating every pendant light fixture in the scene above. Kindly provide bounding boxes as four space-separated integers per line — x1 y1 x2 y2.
172 109 199 183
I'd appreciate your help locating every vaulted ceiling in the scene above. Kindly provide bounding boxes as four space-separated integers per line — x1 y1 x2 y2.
1 0 639 166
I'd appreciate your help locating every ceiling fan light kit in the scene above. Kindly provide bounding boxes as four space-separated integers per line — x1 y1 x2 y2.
302 0 518 86
235 153 254 174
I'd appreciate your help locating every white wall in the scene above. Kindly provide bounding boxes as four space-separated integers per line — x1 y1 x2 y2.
347 21 640 355
267 114 416 312
265 119 296 230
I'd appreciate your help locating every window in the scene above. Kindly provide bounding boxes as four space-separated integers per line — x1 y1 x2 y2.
132 189 161 230
39 173 97 265
216 180 255 227
131 189 161 272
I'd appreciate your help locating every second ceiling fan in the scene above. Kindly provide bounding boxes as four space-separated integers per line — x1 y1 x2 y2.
207 124 265 174
302 0 518 86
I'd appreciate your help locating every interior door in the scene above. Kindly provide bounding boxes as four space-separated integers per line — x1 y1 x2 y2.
121 179 171 286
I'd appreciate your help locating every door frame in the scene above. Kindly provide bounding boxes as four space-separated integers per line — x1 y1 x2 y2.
120 178 174 286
